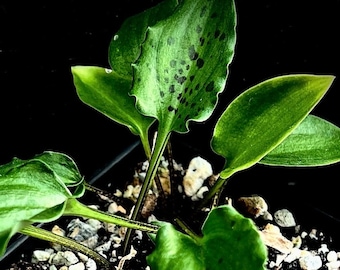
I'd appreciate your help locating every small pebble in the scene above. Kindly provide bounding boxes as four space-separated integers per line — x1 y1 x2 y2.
182 156 212 197
327 250 338 262
69 262 85 270
274 209 296 227
326 260 340 270
86 258 97 270
32 250 51 262
299 254 322 270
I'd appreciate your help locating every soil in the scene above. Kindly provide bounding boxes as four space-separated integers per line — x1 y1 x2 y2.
0 1 339 269
1 142 340 270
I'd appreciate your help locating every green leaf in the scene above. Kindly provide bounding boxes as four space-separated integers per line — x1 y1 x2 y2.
259 115 340 166
147 205 267 270
108 0 181 79
212 74 335 179
32 151 84 187
72 66 154 137
0 151 83 256
71 66 155 157
131 0 237 134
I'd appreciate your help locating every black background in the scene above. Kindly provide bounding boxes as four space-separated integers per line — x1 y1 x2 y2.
0 0 339 227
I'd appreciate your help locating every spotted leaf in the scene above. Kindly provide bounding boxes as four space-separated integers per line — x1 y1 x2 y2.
108 0 180 79
131 0 237 133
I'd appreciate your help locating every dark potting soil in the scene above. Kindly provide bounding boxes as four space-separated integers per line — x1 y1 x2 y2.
2 144 340 270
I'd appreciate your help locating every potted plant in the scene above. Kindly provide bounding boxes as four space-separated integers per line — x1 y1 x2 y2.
1 0 339 269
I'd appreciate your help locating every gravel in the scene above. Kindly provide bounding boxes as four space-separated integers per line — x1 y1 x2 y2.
4 156 340 270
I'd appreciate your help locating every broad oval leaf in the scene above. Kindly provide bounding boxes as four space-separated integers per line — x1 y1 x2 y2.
108 0 180 78
0 151 84 256
259 115 340 166
212 74 335 179
147 205 267 270
131 0 237 133
72 66 154 137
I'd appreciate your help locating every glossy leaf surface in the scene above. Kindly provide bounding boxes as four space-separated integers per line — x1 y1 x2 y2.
212 75 335 179
260 115 340 166
131 0 237 133
72 66 154 138
147 205 267 270
0 151 84 256
108 0 180 78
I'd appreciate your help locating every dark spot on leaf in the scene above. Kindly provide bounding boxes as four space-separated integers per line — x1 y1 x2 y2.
185 101 189 107
177 93 182 100
196 58 204 68
211 12 218 18
177 76 187 85
160 91 164 98
178 68 183 74
196 25 202 34
186 65 190 70
219 32 226 41
195 83 200 90
184 115 190 122
189 89 193 95
190 75 195 82
184 87 189 93
174 74 186 84
206 81 214 92
180 60 186 65
214 30 221 39
200 37 205 46
170 60 176 68
164 69 169 74
178 114 182 119
169 85 175 93
168 105 175 112
190 103 196 108
188 45 198 60
167 37 175 45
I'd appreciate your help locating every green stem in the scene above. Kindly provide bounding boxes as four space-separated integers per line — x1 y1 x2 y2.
174 218 201 243
140 131 152 160
123 130 171 253
63 198 159 233
132 130 171 221
199 168 235 209
20 225 110 269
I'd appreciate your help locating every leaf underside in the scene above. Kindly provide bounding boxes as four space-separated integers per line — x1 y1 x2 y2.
71 66 154 137
0 152 83 256
260 115 340 166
